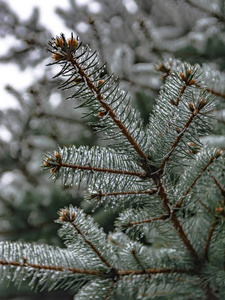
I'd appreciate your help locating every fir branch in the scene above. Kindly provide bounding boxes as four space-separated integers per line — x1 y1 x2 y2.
153 177 199 260
59 209 113 269
118 267 193 276
49 34 147 160
159 104 200 169
131 249 147 272
202 217 217 261
208 170 225 199
45 159 145 179
90 189 157 200
175 152 221 208
173 70 197 107
195 83 225 100
69 58 147 160
104 281 115 300
120 214 169 228
157 62 225 100
197 199 214 215
0 259 100 275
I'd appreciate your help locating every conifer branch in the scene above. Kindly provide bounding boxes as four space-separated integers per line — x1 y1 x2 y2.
45 159 146 179
120 214 169 228
172 70 197 107
197 199 214 214
71 222 112 268
153 178 199 260
131 249 147 272
0 259 100 275
90 189 157 200
201 282 219 300
59 210 113 269
104 281 115 300
118 267 193 276
157 62 225 100
208 170 225 199
107 236 124 249
203 217 217 260
196 84 225 100
51 34 147 161
159 105 200 169
175 154 220 208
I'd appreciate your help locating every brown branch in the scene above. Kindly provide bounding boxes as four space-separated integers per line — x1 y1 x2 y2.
67 50 147 161
45 158 146 179
131 249 146 272
0 260 194 281
159 109 198 170
92 189 157 199
175 157 215 208
153 177 199 260
118 267 193 276
203 217 217 260
108 236 124 249
120 214 169 228
201 281 219 300
61 162 146 178
195 83 225 100
158 63 225 100
208 170 225 199
197 199 214 215
0 259 100 275
104 281 115 300
70 221 113 269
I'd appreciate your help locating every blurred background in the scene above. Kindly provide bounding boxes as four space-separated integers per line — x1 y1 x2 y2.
1 0 225 298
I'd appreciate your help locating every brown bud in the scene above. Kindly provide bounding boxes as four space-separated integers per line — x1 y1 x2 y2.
187 68 193 75
43 159 52 167
98 80 104 85
215 207 224 213
189 102 195 112
67 37 78 51
215 149 223 158
52 52 64 61
175 127 181 134
198 98 206 110
74 78 83 85
179 72 186 81
169 99 177 106
97 111 107 118
189 79 196 85
59 209 76 222
55 37 65 48
188 142 196 147
50 168 56 174
54 151 62 162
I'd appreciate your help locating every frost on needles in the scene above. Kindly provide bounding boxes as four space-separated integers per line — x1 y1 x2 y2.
0 33 225 300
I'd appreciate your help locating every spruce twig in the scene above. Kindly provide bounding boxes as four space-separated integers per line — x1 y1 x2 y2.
0 259 100 275
153 178 199 260
55 36 147 161
59 210 113 269
175 156 218 208
203 216 217 260
120 214 169 228
45 159 146 179
104 281 115 300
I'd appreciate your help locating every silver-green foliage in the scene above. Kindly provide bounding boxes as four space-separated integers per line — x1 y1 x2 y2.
1 34 225 299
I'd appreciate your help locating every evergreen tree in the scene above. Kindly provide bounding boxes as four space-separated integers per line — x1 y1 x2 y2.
1 32 225 299
1 1 225 299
